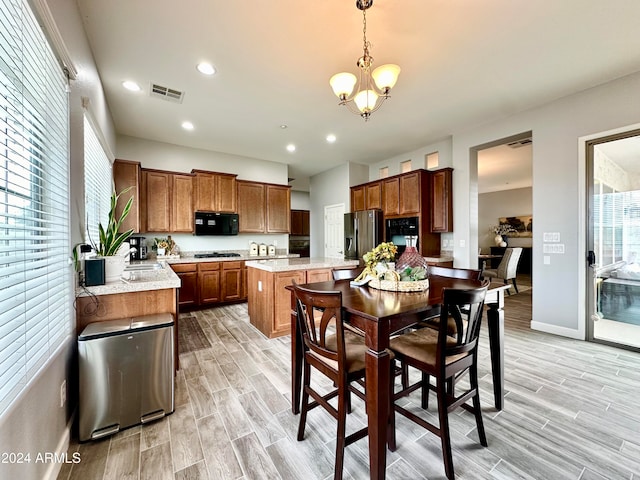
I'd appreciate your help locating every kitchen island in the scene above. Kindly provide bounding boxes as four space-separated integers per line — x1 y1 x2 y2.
246 257 359 338
75 260 181 370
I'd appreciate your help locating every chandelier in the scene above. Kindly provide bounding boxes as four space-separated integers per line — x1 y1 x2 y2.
329 0 400 121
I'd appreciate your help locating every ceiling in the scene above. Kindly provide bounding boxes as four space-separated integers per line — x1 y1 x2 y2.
75 1 640 188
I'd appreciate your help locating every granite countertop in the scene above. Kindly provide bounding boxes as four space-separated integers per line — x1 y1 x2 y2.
166 253 299 264
76 260 180 297
424 255 454 263
246 257 359 273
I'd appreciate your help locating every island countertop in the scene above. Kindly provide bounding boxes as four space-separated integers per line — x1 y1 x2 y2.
246 257 359 273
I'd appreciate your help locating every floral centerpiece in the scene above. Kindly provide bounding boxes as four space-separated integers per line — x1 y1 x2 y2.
490 224 516 246
154 236 177 256
355 242 429 291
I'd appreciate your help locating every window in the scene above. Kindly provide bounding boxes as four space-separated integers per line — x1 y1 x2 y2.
400 160 412 173
426 152 439 169
379 167 389 179
83 115 112 246
0 0 71 415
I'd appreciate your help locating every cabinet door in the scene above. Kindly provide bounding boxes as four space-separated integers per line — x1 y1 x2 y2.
171 264 198 307
113 159 141 233
144 170 171 232
431 168 453 232
366 182 382 210
290 210 302 235
301 210 310 236
216 174 237 213
306 269 332 283
198 263 221 304
351 185 366 212
383 178 400 216
221 263 243 301
172 173 194 233
399 172 421 215
266 184 291 233
193 172 215 211
237 181 266 232
274 271 305 334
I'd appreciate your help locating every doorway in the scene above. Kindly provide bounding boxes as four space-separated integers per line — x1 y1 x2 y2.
587 131 640 351
324 203 345 259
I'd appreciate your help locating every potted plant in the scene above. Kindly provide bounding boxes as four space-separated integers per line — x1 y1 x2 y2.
91 188 134 282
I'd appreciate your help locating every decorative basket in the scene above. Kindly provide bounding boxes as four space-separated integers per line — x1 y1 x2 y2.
368 278 429 292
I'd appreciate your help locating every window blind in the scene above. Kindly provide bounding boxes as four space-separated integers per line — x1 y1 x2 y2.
0 0 71 416
83 115 112 247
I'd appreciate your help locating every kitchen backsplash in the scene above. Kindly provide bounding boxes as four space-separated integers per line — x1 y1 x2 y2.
138 232 290 255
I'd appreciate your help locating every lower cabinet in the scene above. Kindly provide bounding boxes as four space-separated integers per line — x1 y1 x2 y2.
171 260 246 309
247 267 332 338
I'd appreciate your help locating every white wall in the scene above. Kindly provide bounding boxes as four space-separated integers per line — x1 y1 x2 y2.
479 187 533 252
291 190 310 210
0 0 116 479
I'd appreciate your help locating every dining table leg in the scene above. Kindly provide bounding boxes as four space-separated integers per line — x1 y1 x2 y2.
365 347 391 480
290 299 302 414
486 294 505 411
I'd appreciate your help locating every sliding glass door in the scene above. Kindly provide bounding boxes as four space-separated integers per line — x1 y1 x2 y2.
587 131 640 350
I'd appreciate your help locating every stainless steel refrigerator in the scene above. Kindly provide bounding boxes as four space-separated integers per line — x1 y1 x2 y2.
344 209 383 260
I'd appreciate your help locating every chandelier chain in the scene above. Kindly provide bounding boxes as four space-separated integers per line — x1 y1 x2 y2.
362 8 370 60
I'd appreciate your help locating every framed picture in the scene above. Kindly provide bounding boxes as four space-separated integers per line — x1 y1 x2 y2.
499 215 532 237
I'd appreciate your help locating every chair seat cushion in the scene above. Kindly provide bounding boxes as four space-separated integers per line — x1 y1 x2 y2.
389 329 464 368
320 330 368 373
482 269 498 278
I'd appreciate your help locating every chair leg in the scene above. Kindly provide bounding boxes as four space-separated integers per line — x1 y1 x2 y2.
388 359 397 451
401 362 409 390
334 381 347 480
470 364 488 447
511 277 519 294
436 378 455 480
504 278 511 295
421 372 431 409
297 363 311 441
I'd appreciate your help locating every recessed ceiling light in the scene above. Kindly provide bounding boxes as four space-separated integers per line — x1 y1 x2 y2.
280 125 288 129
196 62 216 76
286 144 296 152
326 134 337 143
122 80 141 92
182 121 194 131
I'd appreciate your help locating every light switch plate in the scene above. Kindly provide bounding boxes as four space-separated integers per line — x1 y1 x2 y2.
544 255 551 265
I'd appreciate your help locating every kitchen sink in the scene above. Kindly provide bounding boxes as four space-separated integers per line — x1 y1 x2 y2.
124 262 163 271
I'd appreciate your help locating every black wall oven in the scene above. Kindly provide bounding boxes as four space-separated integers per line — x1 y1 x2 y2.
385 216 419 254
194 212 239 235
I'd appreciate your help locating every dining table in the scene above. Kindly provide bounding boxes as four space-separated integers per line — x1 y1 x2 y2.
287 275 510 480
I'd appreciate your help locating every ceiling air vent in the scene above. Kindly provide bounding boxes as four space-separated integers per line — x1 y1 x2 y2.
150 83 185 103
507 138 532 149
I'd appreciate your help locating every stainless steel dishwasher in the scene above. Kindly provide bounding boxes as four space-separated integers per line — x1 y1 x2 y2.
78 313 175 442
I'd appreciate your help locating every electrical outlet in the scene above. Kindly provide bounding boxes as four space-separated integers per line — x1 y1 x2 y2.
60 380 66 408
258 280 263 292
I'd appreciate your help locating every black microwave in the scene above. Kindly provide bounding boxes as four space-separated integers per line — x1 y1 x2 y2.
194 212 239 235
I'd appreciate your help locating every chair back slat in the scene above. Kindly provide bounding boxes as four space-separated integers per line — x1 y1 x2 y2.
294 284 345 366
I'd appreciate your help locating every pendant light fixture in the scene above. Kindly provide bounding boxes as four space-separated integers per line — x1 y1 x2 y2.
329 0 400 121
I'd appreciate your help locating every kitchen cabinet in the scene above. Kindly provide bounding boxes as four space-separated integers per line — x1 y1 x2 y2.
237 180 291 233
247 265 335 338
113 159 142 233
171 263 198 307
399 171 422 215
266 184 291 233
382 177 400 216
237 181 266 232
221 261 243 301
290 210 310 236
198 262 221 305
192 170 237 213
351 185 365 212
430 167 453 232
142 169 194 233
366 181 382 210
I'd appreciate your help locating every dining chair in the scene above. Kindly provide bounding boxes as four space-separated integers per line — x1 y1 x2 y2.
482 247 522 294
293 282 390 480
331 266 364 281
388 283 489 480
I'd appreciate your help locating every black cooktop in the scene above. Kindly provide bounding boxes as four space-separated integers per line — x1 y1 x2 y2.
194 252 242 258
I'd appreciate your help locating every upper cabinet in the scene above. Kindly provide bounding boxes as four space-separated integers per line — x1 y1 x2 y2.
430 168 453 233
365 181 382 210
290 209 310 236
351 185 366 212
142 169 194 233
399 171 423 216
113 159 142 233
192 170 237 213
237 180 290 233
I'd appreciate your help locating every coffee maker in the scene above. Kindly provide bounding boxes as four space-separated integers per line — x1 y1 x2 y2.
128 236 147 260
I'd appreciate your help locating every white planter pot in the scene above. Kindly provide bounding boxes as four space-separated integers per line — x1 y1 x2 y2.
103 255 126 283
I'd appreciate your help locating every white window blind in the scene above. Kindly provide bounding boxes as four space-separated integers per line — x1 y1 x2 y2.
83 115 112 247
0 0 71 416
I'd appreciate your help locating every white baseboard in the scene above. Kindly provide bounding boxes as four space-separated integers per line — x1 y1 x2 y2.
531 321 585 340
43 410 76 480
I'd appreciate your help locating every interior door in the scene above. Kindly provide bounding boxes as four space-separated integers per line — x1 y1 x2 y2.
324 203 345 259
587 131 640 351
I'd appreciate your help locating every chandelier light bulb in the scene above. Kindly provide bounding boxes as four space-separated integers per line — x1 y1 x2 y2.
330 72 357 98
354 89 379 114
372 64 401 91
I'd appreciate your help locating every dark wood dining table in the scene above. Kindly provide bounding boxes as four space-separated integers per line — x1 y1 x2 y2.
287 275 510 480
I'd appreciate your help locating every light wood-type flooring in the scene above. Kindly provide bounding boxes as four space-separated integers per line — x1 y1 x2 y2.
59 285 640 480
